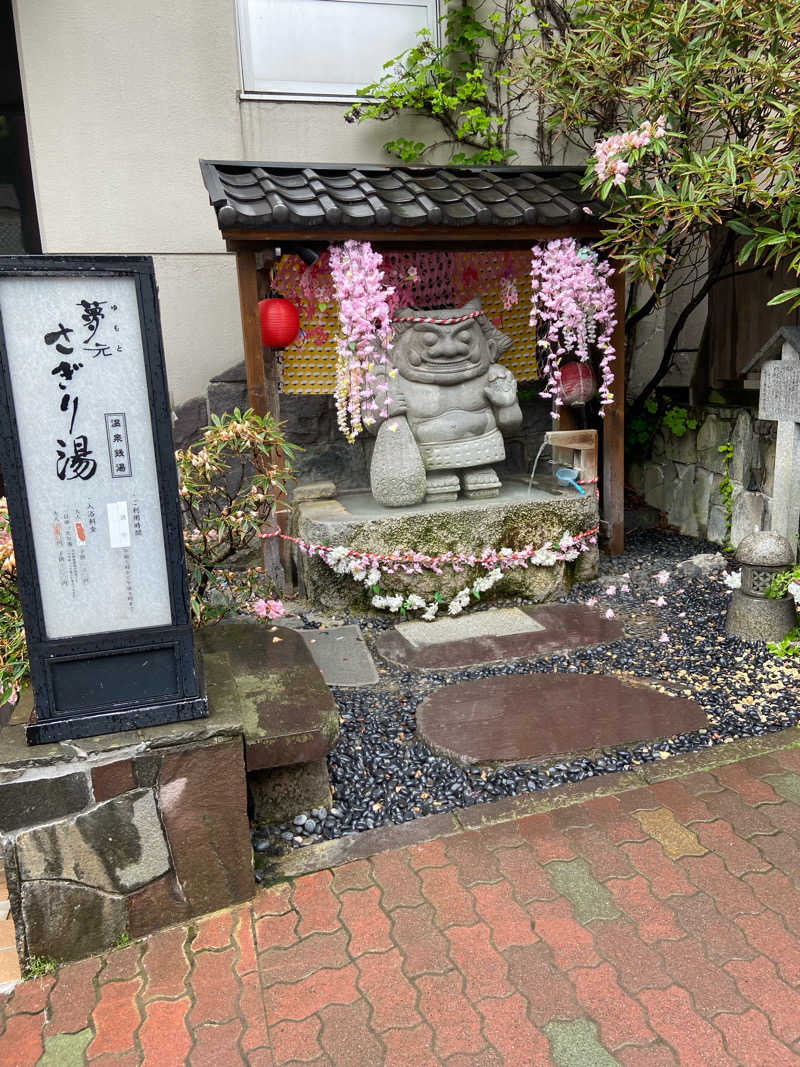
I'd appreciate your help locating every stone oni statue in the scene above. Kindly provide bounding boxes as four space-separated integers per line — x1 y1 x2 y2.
369 299 523 506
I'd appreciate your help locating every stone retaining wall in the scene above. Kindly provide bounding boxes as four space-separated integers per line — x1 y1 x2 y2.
628 405 776 546
1 716 254 964
0 623 337 968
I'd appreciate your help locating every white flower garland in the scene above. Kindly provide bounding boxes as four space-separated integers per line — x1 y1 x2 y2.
261 527 598 619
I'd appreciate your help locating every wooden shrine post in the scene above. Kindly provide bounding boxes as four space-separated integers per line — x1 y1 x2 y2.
232 244 293 589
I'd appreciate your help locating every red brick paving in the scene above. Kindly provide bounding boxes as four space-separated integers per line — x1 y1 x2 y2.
4 753 800 1063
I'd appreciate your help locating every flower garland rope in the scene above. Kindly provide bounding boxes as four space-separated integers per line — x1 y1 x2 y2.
261 526 599 620
392 309 483 326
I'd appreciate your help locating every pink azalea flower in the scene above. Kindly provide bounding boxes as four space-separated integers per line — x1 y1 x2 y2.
252 598 285 620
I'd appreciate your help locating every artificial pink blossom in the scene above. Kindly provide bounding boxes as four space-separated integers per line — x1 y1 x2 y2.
605 608 615 620
658 632 670 644
605 585 617 596
654 570 670 586
499 275 519 311
330 241 395 442
529 240 616 415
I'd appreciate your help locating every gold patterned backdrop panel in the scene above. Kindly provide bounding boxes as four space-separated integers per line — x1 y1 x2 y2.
275 250 540 394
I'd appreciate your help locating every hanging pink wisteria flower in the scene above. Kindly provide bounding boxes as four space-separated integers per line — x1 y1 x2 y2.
329 241 395 442
529 239 616 417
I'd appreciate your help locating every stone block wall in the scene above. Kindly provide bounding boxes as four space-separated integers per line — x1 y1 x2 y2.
1 737 253 964
628 406 776 546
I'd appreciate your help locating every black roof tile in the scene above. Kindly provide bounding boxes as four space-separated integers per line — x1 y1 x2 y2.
200 161 603 233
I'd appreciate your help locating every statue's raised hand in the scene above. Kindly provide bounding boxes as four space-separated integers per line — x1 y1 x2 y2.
484 365 517 407
389 391 408 415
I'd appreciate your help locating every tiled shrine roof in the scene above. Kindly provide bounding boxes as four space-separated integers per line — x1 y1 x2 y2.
199 161 603 233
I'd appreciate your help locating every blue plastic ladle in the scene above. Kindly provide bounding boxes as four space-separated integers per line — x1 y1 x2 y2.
556 467 586 495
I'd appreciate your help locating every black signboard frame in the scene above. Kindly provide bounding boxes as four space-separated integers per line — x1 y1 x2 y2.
0 255 207 743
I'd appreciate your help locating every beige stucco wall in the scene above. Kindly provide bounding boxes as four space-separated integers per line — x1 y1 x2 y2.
13 0 586 404
12 0 439 403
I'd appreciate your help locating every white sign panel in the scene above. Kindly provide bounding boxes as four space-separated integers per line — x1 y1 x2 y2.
0 274 173 639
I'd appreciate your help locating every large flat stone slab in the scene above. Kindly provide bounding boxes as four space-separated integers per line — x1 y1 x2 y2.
197 623 339 771
375 604 623 670
398 607 545 648
0 770 91 833
157 739 253 917
15 789 170 893
417 673 706 766
21 880 127 962
299 625 379 686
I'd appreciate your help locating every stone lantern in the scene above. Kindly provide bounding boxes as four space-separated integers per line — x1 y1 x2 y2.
725 530 798 642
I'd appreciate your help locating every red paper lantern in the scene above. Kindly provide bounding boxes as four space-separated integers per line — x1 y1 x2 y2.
558 361 597 407
259 296 300 349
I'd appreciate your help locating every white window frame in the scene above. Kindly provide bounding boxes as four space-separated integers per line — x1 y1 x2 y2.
236 0 440 103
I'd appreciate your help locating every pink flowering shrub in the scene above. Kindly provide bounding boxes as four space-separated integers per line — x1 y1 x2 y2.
176 409 295 627
593 116 667 188
329 240 395 441
529 239 617 416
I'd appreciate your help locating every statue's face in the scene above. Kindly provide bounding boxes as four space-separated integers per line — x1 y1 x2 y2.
392 320 495 383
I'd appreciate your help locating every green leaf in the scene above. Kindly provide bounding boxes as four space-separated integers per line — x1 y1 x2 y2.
767 288 800 306
727 219 752 236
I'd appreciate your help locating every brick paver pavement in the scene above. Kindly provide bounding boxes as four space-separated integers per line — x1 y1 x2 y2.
4 745 800 1064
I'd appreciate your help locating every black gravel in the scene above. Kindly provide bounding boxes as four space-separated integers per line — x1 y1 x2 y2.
252 530 799 869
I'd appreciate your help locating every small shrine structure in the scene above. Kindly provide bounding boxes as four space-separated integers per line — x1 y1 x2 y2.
199 161 626 555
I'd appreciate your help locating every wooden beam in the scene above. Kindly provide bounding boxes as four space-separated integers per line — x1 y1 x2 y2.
603 261 627 555
224 223 603 248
